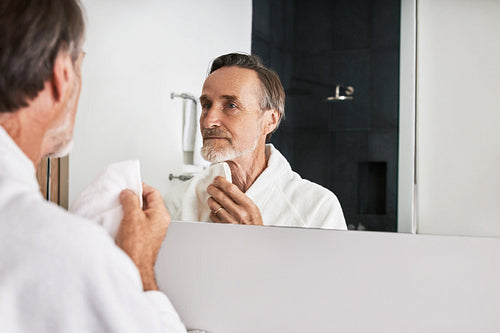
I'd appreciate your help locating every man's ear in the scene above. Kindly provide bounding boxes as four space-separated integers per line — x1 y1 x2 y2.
50 53 74 104
263 109 280 136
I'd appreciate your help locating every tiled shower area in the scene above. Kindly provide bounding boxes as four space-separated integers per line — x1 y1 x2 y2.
252 0 400 231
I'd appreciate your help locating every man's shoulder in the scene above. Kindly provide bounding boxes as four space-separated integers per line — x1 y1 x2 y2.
2 197 118 260
267 145 337 197
281 172 339 204
0 198 140 291
265 148 346 229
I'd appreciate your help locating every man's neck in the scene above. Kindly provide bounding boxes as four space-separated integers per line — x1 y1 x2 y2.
0 108 47 168
226 144 268 193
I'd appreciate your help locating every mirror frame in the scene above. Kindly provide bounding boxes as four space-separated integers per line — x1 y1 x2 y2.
397 0 417 233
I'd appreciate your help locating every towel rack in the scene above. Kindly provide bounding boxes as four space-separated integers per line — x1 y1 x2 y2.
169 173 194 181
170 92 197 104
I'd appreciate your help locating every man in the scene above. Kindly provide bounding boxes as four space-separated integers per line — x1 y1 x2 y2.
165 53 347 230
0 1 186 332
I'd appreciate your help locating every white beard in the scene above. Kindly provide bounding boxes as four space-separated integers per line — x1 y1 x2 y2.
201 122 262 163
47 137 74 158
44 107 75 158
201 137 259 163
45 75 79 158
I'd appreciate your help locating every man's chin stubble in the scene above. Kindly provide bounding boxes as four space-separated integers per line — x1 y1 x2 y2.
201 140 259 163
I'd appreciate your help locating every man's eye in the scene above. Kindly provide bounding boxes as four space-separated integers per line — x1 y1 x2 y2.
228 103 237 109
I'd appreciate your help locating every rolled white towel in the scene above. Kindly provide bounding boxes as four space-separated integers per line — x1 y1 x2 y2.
165 162 231 222
182 99 197 153
192 102 211 169
69 160 142 239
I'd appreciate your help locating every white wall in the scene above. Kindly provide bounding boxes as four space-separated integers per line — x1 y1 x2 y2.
69 0 252 204
416 0 500 237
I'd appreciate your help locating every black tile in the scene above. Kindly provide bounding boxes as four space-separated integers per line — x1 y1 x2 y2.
252 0 271 38
270 47 285 79
358 162 387 214
284 0 295 47
284 79 331 129
291 128 330 186
329 130 370 216
371 0 401 51
281 52 294 88
367 129 398 215
293 50 370 90
252 37 270 65
270 126 294 162
331 0 371 50
294 0 334 53
370 51 400 128
326 51 371 131
270 0 286 47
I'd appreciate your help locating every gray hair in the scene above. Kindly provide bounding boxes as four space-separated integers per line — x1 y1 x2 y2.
0 0 85 112
209 53 285 142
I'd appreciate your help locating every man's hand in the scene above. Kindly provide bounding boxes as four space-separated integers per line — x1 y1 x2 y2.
207 176 263 225
115 182 170 291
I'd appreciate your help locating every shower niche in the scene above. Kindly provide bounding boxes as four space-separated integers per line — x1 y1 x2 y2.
252 0 400 232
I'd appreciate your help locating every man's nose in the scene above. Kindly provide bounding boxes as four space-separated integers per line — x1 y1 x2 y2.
200 107 222 129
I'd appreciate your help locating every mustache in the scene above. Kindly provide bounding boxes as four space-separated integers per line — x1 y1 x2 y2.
202 128 231 139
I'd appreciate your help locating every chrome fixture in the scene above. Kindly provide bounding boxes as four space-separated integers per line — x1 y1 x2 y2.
169 173 194 181
324 85 354 101
170 92 197 103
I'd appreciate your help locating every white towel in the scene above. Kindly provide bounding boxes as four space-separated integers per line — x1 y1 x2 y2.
69 160 143 239
182 99 197 153
178 162 231 221
192 103 211 169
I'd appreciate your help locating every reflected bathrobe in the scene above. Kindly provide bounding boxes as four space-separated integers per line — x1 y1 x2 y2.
0 127 186 333
165 144 347 230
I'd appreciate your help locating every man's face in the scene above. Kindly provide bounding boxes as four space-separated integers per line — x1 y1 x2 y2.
199 66 267 163
46 51 84 158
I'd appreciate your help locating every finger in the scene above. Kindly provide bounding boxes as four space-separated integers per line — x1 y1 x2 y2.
141 183 170 241
212 176 251 206
142 182 166 212
207 196 221 211
208 181 263 225
209 210 225 223
210 207 239 224
207 197 237 224
142 182 156 196
212 206 239 224
207 197 227 223
207 181 258 222
207 184 241 218
120 189 141 216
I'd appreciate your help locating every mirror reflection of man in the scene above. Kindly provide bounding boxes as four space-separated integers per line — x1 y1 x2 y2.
0 1 186 331
165 53 347 230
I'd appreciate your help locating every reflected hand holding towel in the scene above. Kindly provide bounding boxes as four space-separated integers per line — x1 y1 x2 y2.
69 160 143 239
164 162 231 222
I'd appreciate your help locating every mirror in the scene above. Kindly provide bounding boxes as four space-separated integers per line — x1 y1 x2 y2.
70 0 500 237
70 0 411 232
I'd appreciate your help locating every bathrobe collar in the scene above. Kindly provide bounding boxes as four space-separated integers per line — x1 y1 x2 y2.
245 144 290 207
0 125 39 192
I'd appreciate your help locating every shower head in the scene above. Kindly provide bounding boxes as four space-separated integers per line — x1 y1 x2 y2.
323 85 354 102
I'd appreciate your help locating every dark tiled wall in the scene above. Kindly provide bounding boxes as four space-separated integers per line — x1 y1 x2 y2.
252 0 400 232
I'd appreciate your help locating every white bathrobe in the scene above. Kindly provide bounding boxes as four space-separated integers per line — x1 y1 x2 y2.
0 126 186 333
165 144 347 230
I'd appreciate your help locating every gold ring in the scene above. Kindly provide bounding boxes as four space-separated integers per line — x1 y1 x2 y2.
213 207 223 216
